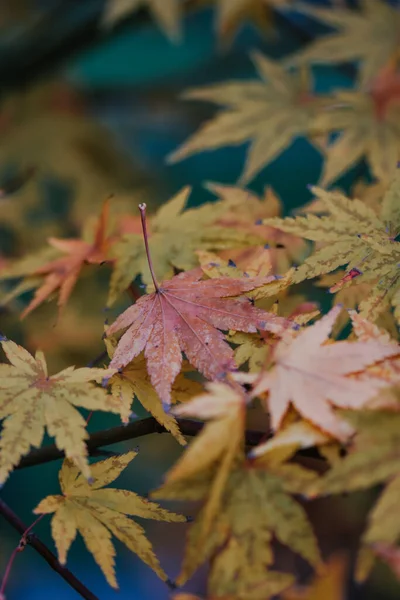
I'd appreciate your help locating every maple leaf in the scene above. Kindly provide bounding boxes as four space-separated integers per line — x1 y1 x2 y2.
166 382 246 554
306 408 400 582
206 183 308 273
349 310 400 387
106 342 203 444
285 0 400 87
316 272 399 340
167 54 328 183
154 456 320 595
0 200 113 319
34 452 186 588
236 306 399 440
108 187 263 305
0 338 117 485
107 203 291 406
101 0 181 42
313 88 400 186
263 179 400 322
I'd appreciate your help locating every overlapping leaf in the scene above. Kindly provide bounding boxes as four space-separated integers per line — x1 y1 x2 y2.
236 306 399 440
107 348 203 444
151 382 320 597
108 187 264 305
206 183 308 273
107 265 291 406
0 200 113 318
306 408 400 582
263 177 400 322
286 0 400 87
313 89 400 186
0 338 117 485
168 54 328 183
34 452 186 588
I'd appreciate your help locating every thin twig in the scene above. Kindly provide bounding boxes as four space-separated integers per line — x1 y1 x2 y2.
0 514 44 597
0 499 99 600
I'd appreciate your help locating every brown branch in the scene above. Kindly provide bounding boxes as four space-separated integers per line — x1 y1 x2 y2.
0 498 99 600
16 417 326 472
16 418 267 470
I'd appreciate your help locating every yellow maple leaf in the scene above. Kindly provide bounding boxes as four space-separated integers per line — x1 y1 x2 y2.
306 409 400 582
263 177 400 323
34 452 186 588
0 338 117 485
154 455 320 595
236 306 399 440
167 54 328 183
285 0 400 87
107 350 203 444
166 382 245 552
108 187 264 304
314 89 400 186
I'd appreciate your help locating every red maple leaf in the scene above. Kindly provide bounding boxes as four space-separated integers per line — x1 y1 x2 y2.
21 199 112 318
107 203 292 406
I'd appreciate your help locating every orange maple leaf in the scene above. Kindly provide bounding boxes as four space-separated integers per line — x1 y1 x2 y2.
237 306 399 440
107 204 291 406
21 199 112 318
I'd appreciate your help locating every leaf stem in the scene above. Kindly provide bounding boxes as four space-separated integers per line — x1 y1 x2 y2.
138 203 160 292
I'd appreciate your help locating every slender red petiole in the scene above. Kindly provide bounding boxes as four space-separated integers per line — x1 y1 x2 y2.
139 203 160 292
0 514 44 597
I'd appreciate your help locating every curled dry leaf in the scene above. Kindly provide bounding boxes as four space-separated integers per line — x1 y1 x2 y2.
34 452 186 588
0 338 117 485
235 306 399 440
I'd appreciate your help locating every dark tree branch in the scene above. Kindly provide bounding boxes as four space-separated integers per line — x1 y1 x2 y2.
0 498 99 600
16 418 265 470
16 417 326 472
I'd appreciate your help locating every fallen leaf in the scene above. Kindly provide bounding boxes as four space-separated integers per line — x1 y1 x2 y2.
34 452 186 588
0 338 117 485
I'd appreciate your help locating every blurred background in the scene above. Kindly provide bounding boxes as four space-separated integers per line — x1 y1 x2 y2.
0 0 400 598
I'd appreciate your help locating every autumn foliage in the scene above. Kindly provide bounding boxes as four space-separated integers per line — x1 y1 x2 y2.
2 1 400 600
